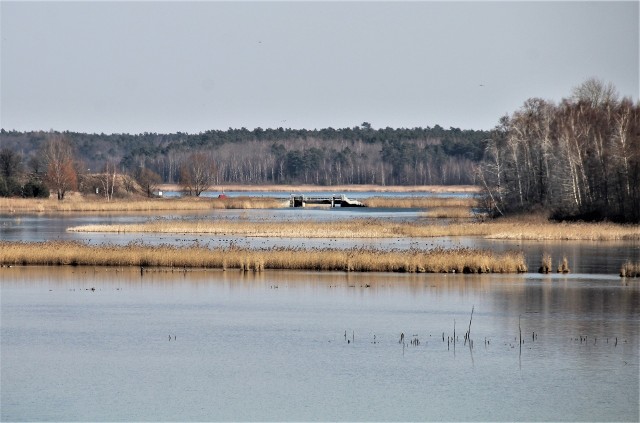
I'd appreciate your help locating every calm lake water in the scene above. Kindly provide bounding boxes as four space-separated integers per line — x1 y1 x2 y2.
1 267 639 422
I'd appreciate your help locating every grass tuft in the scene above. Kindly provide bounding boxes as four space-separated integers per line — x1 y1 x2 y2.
620 262 640 277
539 253 553 273
557 256 571 274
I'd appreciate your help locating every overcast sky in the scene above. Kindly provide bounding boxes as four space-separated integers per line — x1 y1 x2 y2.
1 1 638 134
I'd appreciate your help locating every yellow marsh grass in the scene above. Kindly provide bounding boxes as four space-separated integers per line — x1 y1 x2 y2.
421 206 473 219
69 218 640 241
362 197 477 208
484 219 640 241
0 196 285 213
0 241 527 273
557 256 571 273
539 253 553 273
620 262 640 277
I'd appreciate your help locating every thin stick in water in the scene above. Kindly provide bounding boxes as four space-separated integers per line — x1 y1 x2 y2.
519 315 522 356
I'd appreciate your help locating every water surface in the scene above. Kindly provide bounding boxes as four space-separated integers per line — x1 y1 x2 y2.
2 267 638 421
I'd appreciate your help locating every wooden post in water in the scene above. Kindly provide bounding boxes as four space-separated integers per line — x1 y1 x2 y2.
519 315 522 356
464 305 474 346
467 305 474 340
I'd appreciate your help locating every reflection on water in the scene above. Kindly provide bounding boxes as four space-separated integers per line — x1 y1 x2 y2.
2 267 638 422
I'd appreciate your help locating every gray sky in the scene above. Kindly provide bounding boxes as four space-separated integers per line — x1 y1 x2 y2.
1 1 638 134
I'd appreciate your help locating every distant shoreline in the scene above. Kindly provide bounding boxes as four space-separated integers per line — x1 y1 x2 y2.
156 184 481 193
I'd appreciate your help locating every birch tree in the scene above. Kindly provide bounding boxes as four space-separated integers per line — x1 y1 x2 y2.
480 79 639 222
100 160 118 201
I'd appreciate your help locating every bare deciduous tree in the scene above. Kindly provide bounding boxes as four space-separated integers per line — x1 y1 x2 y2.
43 135 77 200
571 77 619 108
179 152 216 196
135 167 161 198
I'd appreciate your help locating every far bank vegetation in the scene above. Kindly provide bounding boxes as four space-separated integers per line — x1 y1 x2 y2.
0 124 487 201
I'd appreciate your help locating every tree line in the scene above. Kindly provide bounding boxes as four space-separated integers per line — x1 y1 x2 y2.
478 79 639 223
0 124 489 197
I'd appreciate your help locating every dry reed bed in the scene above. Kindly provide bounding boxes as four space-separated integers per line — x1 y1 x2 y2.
0 241 527 273
485 220 640 241
68 219 640 241
0 197 285 212
362 197 477 208
421 206 474 219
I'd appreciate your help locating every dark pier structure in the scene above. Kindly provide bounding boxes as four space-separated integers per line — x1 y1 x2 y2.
289 194 365 208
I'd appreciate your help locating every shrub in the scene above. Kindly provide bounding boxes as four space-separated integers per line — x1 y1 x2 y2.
22 179 50 198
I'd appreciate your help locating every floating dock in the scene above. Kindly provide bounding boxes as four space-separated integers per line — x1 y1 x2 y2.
289 194 365 208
